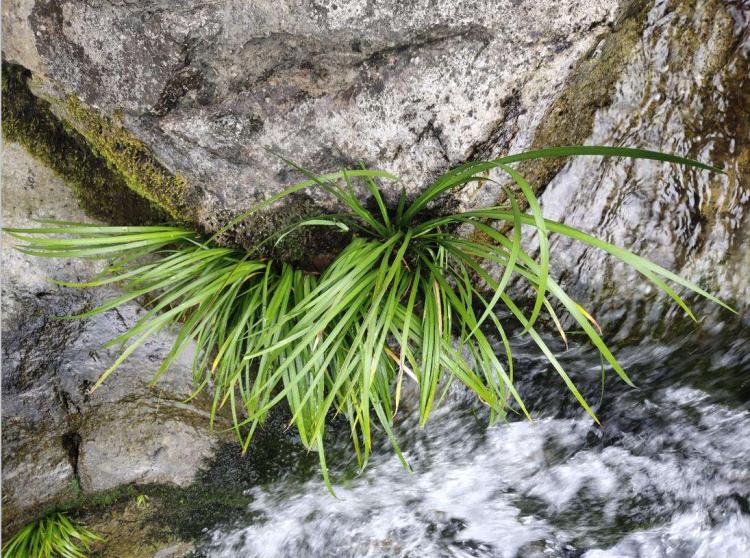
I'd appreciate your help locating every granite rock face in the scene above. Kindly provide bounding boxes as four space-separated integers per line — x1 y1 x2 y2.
2 0 624 245
1 143 220 534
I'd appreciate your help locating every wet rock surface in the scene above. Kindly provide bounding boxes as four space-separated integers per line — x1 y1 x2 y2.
2 0 749 555
1 143 221 534
526 0 750 338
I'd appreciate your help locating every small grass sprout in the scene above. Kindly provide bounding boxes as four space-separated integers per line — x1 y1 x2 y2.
2 512 101 558
5 146 733 489
135 494 150 509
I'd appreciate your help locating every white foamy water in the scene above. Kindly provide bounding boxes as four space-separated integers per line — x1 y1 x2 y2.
202 374 750 557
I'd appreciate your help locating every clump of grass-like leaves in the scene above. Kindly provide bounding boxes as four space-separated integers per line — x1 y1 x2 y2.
6 146 732 488
2 512 101 558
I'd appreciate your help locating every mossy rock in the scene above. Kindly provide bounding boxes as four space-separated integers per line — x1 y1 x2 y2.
1 62 166 225
517 0 652 194
61 96 200 224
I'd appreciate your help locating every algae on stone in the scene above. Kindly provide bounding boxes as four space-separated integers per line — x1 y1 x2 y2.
61 96 199 223
1 62 166 225
517 0 651 196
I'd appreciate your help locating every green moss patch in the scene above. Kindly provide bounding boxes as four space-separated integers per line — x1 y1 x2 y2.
2 62 166 225
62 96 199 223
517 0 651 197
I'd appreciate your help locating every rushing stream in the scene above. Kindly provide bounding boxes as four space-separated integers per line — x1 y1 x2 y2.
196 1 750 556
200 320 749 558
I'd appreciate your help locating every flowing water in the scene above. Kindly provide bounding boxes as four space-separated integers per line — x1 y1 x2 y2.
197 1 749 556
199 321 749 558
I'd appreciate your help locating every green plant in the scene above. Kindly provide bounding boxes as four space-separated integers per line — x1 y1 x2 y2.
135 494 150 509
5 146 733 489
2 513 101 558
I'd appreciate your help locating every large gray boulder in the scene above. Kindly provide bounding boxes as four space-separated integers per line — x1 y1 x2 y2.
1 143 221 534
2 0 625 245
3 1 747 311
1 0 749 548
